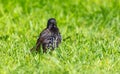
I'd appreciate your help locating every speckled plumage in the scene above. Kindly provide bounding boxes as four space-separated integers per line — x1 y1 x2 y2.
31 18 61 53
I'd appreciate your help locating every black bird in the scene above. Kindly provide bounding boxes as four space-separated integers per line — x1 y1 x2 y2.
31 18 62 53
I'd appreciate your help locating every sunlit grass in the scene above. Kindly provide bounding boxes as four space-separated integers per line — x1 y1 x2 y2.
0 0 120 74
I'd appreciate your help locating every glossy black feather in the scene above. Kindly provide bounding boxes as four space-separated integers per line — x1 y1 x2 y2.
31 18 61 53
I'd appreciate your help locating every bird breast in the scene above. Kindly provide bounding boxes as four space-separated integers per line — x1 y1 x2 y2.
43 35 58 49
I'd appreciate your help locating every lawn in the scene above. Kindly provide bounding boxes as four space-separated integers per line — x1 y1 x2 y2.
0 0 120 74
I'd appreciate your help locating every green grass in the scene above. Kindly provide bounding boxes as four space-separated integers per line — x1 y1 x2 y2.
0 0 120 74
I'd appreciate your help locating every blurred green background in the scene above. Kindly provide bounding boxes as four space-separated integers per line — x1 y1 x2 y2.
0 0 120 74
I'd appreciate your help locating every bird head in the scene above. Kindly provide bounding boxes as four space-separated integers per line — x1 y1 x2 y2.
47 18 57 29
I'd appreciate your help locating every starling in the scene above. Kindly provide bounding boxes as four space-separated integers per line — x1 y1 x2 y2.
31 18 62 53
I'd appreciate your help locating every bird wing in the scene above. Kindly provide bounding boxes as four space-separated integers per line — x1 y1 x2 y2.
36 29 51 51
57 32 62 44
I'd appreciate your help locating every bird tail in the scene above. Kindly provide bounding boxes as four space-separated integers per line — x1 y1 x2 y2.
30 46 36 52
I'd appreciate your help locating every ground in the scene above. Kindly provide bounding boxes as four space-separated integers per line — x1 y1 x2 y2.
0 0 120 74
